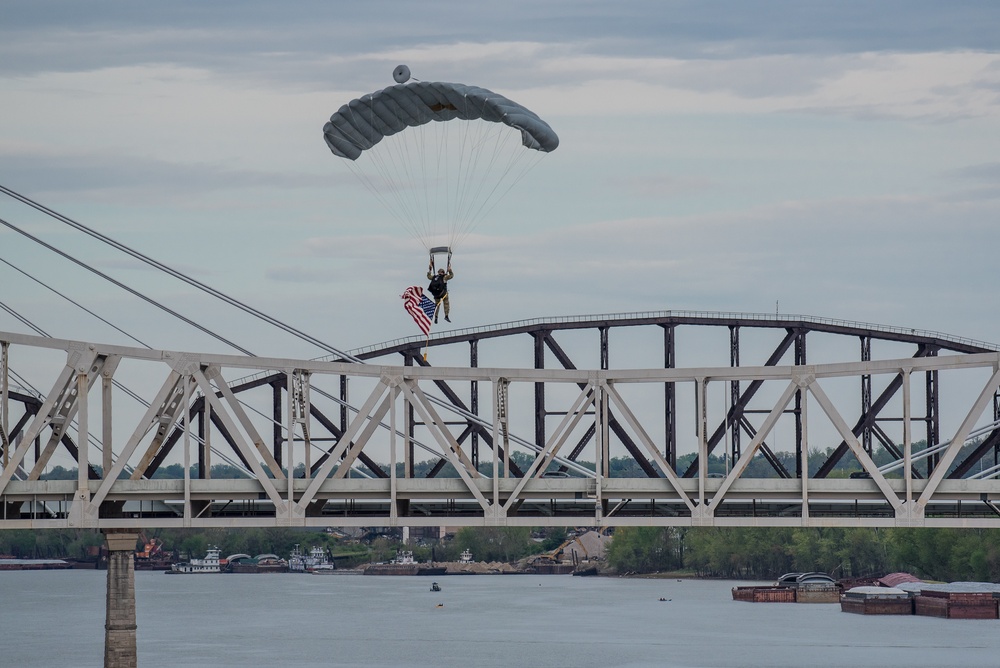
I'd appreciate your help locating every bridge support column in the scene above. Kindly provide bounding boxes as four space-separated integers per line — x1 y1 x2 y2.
103 530 139 668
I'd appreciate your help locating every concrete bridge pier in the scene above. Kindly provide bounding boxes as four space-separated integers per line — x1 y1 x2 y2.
103 530 139 668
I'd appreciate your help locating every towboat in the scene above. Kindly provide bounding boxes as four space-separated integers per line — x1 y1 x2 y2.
169 547 222 574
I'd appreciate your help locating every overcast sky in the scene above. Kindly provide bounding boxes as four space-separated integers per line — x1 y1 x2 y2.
2 1 999 361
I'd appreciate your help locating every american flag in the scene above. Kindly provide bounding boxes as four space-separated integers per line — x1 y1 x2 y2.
401 286 436 335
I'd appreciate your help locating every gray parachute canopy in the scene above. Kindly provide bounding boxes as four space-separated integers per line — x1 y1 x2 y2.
323 81 559 161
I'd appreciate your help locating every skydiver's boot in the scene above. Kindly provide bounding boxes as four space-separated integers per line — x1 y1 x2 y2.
445 316 451 322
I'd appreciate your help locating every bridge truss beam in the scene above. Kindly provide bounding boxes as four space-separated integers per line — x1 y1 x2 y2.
3 329 1000 529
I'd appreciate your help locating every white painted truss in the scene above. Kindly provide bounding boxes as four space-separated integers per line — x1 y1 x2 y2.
2 329 1000 529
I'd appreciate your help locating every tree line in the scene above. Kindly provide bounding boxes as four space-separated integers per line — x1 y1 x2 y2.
5 524 1000 584
37 436 999 482
0 525 566 567
604 526 1000 582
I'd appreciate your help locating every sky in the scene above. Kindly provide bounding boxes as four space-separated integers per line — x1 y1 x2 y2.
2 0 1000 363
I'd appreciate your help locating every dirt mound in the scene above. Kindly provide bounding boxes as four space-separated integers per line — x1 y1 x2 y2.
443 561 521 574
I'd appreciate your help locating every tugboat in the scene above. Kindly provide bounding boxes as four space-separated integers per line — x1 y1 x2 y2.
169 547 222 574
430 581 442 592
289 544 352 574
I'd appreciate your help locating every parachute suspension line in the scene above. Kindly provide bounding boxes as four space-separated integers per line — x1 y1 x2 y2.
450 96 475 247
339 100 443 248
416 119 438 244
444 99 545 249
335 100 424 242
453 135 544 249
439 95 501 248
460 100 510 240
460 94 499 229
386 117 427 241
436 116 454 246
457 100 501 243
454 98 511 242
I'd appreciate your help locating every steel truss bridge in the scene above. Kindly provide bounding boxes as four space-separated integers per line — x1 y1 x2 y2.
3 311 1000 530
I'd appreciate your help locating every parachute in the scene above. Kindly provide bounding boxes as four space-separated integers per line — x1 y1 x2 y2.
322 69 559 252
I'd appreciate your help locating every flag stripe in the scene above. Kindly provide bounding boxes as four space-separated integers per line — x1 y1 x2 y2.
401 285 433 335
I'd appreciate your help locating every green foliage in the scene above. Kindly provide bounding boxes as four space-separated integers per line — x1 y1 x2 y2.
0 529 104 559
38 466 78 481
610 526 897 579
606 525 1000 581
452 526 535 562
7 523 1000 584
887 528 1000 582
605 527 682 573
540 527 568 551
30 436 975 483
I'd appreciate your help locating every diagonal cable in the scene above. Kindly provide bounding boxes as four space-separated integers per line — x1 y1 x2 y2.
0 184 360 363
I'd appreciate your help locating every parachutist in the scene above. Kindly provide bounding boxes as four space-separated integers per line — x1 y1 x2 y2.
427 263 454 324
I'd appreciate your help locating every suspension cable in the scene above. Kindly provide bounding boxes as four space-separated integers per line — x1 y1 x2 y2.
0 215 253 355
0 184 361 363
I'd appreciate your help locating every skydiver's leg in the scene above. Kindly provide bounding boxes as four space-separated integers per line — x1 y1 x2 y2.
434 298 442 323
443 294 450 321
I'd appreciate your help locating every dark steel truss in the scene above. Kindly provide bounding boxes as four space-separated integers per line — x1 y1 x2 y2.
345 313 1000 482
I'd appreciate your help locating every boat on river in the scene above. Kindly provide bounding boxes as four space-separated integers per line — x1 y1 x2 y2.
363 550 447 576
169 547 222 574
0 557 72 571
227 554 289 574
289 545 361 574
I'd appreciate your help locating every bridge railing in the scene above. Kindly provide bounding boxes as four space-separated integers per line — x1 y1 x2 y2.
339 310 1000 360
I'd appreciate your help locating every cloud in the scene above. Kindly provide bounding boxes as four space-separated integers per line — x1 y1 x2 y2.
418 191 1000 336
3 0 1000 361
5 2 1000 75
614 174 715 198
950 162 1000 181
0 144 333 203
525 51 1000 121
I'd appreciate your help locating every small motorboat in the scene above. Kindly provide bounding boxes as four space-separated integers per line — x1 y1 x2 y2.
430 582 441 592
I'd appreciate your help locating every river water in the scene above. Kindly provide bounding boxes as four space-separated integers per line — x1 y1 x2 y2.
4 570 1000 667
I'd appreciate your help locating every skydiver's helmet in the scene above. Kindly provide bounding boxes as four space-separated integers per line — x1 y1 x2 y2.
438 269 446 275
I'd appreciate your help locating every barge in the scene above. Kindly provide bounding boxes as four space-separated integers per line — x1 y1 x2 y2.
840 587 913 615
364 550 446 576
